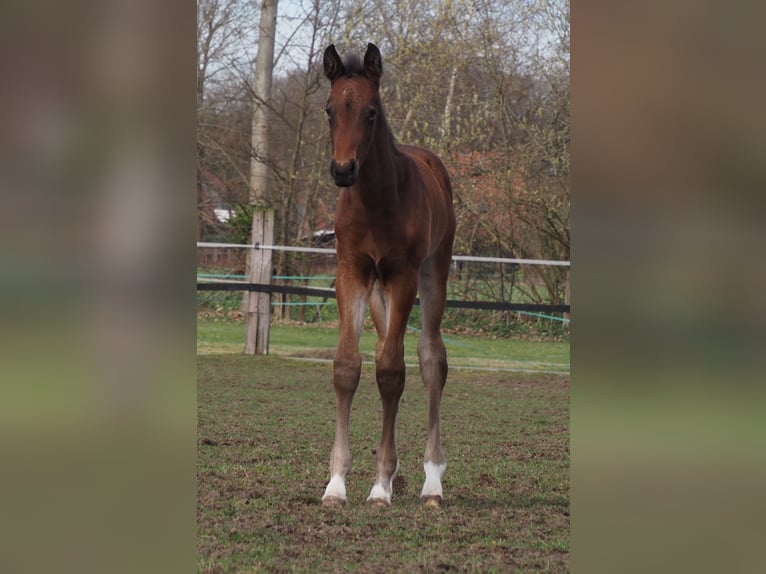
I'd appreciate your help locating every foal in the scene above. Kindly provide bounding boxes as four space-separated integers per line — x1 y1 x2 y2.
320 43 456 507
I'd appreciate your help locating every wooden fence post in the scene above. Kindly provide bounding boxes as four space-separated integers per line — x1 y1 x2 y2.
244 209 274 355
243 0 278 355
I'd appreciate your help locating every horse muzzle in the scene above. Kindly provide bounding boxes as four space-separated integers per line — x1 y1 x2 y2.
330 158 359 187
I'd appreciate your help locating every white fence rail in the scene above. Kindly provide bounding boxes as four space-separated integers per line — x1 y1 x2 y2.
196 242 570 267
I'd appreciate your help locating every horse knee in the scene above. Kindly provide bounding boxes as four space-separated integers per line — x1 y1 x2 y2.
418 339 447 385
418 336 445 360
375 355 405 398
333 350 361 394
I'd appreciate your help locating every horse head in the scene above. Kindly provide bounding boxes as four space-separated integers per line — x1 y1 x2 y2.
323 43 384 187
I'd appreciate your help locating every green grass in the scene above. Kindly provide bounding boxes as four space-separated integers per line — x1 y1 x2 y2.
197 317 570 374
197 354 569 572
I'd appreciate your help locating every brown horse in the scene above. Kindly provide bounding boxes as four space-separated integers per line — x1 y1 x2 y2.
321 43 456 507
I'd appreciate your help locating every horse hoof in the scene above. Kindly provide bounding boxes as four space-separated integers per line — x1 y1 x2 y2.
421 495 442 508
322 496 346 507
368 498 390 508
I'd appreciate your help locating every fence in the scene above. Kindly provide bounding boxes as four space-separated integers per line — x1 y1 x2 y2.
196 242 570 315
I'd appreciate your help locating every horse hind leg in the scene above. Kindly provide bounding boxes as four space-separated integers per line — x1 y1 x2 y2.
418 333 447 507
417 263 449 507
369 279 388 358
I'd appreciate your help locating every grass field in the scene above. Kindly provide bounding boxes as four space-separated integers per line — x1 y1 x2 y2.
198 320 569 572
197 317 570 375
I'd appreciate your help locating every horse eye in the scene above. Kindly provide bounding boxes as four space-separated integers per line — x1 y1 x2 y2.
325 106 333 118
367 107 377 121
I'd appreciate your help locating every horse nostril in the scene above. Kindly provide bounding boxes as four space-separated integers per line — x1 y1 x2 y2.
330 159 359 186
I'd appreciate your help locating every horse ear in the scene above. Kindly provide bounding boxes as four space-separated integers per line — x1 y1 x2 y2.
364 43 383 81
323 44 345 82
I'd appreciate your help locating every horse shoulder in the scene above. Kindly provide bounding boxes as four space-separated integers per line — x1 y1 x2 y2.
398 145 452 200
395 145 455 257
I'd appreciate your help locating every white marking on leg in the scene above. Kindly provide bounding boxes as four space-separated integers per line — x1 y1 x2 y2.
322 474 347 502
367 482 392 505
421 461 446 498
367 460 398 505
352 294 366 341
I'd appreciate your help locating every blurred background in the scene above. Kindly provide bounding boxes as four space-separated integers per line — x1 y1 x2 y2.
0 1 196 572
0 0 764 572
573 1 766 572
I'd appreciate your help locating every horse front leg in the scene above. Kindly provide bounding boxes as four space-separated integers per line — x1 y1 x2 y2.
322 268 369 506
367 272 417 507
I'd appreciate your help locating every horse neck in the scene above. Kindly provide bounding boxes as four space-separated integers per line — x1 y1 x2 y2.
356 108 400 201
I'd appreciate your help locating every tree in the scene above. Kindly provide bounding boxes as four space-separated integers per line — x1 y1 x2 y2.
197 0 570 319
197 0 258 240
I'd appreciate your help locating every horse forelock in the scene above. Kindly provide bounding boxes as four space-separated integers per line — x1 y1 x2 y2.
340 53 364 77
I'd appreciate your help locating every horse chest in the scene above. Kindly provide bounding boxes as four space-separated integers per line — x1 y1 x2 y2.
339 212 424 261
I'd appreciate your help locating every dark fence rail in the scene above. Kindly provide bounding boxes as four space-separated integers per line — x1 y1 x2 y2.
197 282 570 314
